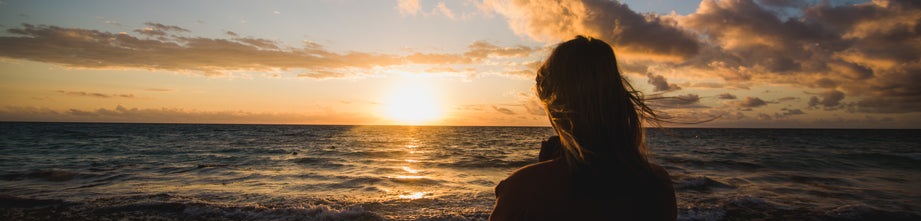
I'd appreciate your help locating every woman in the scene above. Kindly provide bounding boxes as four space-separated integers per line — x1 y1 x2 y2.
489 36 676 221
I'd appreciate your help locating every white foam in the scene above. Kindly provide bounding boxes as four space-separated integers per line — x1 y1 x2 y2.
678 208 726 221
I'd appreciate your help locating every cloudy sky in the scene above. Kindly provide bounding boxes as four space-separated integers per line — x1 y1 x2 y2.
0 0 918 128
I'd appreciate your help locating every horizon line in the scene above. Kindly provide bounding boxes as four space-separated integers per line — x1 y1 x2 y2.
2 120 917 130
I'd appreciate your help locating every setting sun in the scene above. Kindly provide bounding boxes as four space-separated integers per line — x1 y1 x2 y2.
383 79 444 125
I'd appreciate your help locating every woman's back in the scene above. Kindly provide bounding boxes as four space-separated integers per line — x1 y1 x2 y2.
489 159 676 220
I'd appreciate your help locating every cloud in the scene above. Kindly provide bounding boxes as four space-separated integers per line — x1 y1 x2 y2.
775 96 797 103
677 0 921 113
296 70 349 79
649 93 707 109
134 22 189 36
774 107 805 118
484 0 700 61
737 96 768 108
855 96 921 113
464 41 537 60
144 22 189 33
0 23 537 78
56 90 134 99
398 0 421 15
756 0 808 8
716 93 737 99
646 73 681 92
233 37 280 50
487 0 921 113
807 89 845 109
681 81 727 89
492 105 515 115
435 2 457 20
0 105 376 125
0 24 398 76
517 91 546 116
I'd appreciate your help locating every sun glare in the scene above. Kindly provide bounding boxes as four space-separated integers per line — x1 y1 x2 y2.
383 78 444 125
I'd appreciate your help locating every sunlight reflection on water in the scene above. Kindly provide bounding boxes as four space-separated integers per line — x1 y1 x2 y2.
398 191 431 199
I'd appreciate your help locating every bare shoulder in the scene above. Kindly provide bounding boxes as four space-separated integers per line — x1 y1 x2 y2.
491 160 570 220
648 163 672 183
496 159 568 195
504 160 565 184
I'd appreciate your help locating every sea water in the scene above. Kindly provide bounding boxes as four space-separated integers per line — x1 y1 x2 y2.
1 122 919 220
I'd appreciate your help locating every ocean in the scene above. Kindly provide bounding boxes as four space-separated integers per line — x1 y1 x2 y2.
1 122 919 220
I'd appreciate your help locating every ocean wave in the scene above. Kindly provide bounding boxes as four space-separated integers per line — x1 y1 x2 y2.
843 153 921 169
442 157 533 169
330 177 386 189
659 156 762 171
0 169 101 182
290 157 346 168
678 196 921 221
0 195 387 221
674 176 736 192
0 194 494 221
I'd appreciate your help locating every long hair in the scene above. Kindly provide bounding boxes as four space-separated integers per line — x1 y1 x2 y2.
536 36 660 184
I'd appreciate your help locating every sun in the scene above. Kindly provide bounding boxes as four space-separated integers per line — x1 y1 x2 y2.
383 79 444 125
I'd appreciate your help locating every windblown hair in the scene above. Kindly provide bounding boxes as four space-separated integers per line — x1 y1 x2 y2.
536 36 661 185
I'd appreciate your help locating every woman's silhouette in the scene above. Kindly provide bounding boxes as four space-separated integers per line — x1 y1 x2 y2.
489 36 676 221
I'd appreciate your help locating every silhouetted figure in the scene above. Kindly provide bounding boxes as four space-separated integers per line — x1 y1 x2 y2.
489 36 676 221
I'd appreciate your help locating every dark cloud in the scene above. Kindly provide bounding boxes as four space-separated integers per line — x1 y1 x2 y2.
775 97 797 102
717 93 737 99
134 22 189 36
649 93 707 109
234 37 280 50
579 0 700 60
737 97 768 108
490 0 920 114
144 22 189 33
775 108 805 118
647 73 681 92
811 78 838 88
855 96 921 113
489 0 700 61
681 0 831 73
808 89 845 109
755 0 808 8
677 0 921 113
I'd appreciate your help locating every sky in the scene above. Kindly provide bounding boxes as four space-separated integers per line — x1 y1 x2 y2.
0 0 919 128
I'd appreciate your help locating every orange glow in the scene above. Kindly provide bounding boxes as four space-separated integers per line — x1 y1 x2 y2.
382 78 444 125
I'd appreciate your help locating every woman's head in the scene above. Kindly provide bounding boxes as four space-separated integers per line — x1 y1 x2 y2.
536 35 655 172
